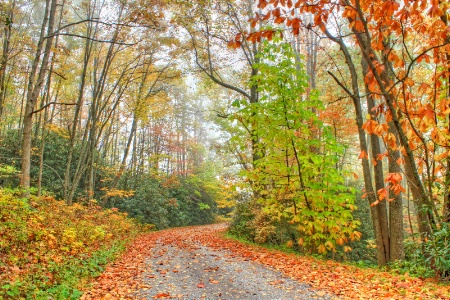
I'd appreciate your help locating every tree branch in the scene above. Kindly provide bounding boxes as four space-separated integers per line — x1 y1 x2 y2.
32 102 77 114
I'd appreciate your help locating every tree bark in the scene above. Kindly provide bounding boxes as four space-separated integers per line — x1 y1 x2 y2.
0 0 14 132
388 123 405 261
324 28 388 265
21 0 57 196
361 58 391 262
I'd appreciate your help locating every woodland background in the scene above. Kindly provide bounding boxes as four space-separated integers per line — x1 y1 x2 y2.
0 0 449 297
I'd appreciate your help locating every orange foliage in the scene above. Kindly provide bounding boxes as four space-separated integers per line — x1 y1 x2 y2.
84 225 450 299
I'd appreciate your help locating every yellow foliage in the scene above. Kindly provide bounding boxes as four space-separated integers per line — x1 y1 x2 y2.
318 244 327 254
344 246 352 253
46 123 70 139
101 187 135 198
62 228 77 244
286 240 294 248
0 189 145 291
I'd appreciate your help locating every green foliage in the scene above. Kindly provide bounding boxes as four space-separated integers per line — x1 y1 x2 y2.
229 201 257 241
0 165 20 188
0 130 22 188
390 224 450 280
113 169 219 229
229 36 360 256
0 128 111 199
0 189 143 299
344 184 377 263
388 241 436 279
114 175 171 229
425 224 450 280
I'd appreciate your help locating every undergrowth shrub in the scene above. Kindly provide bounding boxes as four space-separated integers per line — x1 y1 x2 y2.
228 201 257 241
0 189 146 299
114 173 218 229
390 225 450 281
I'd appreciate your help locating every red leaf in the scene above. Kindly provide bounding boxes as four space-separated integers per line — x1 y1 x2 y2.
153 293 170 299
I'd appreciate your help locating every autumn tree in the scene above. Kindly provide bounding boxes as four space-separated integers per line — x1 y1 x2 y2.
245 0 449 267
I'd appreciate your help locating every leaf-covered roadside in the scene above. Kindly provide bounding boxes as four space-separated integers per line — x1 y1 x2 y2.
0 189 147 299
81 230 159 299
191 226 450 299
83 224 449 299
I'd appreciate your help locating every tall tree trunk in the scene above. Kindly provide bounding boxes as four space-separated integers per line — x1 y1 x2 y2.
101 115 137 205
0 0 14 133
324 28 388 265
63 21 94 203
37 0 65 197
441 0 450 223
350 0 433 238
361 58 391 262
388 124 405 261
21 0 57 196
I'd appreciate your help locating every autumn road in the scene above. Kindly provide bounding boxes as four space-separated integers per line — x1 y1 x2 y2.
82 224 450 299
82 224 332 299
135 225 330 299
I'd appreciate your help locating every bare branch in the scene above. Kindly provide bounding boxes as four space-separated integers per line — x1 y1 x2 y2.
32 102 77 114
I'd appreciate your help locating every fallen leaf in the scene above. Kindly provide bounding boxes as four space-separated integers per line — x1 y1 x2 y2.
153 293 170 299
11 265 21 273
268 279 284 285
197 282 205 288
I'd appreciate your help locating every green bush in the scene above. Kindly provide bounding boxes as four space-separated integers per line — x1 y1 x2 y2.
389 226 449 280
228 201 257 241
113 173 218 229
425 224 450 280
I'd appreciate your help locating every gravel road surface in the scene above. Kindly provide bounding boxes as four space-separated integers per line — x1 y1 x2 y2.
134 225 334 300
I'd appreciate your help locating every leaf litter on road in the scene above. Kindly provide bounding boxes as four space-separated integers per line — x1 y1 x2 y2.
82 224 449 299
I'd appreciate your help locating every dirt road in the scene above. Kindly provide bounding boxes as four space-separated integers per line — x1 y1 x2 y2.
82 224 450 300
82 224 331 299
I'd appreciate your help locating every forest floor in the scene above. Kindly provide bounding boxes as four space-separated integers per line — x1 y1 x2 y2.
82 224 449 300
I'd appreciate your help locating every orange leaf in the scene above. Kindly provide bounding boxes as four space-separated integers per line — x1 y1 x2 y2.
377 188 388 200
370 200 380 207
153 293 170 299
274 17 286 24
358 150 368 160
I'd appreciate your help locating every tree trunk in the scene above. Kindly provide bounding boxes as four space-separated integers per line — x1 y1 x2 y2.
441 0 450 223
388 123 405 261
21 0 57 196
349 0 433 238
324 28 388 265
0 0 14 132
361 58 391 262
63 16 95 203
101 114 137 205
